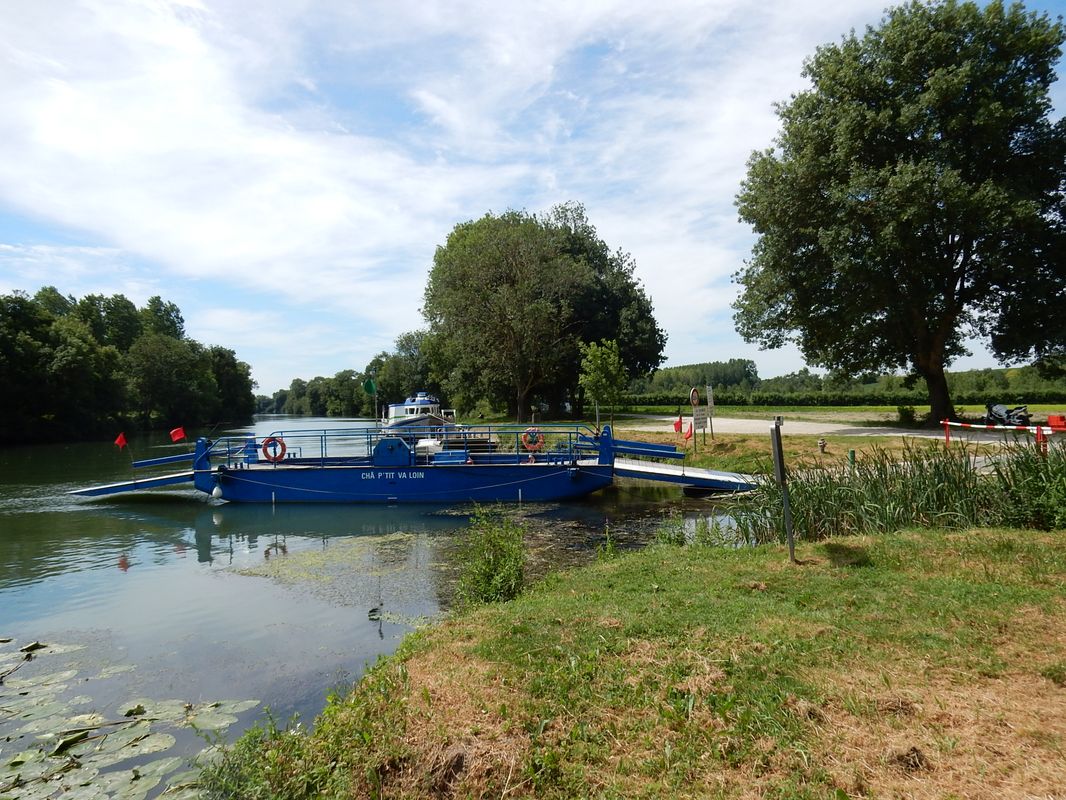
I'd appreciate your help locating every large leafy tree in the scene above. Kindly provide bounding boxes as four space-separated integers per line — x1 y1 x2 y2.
424 210 591 421
424 205 666 420
735 0 1066 422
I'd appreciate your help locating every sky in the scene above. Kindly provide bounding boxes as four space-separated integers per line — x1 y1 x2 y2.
2 0 1065 395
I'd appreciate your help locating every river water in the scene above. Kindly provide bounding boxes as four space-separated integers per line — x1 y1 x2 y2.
0 416 721 794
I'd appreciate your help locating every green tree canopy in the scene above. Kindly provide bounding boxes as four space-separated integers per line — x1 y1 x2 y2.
734 0 1066 422
423 204 665 420
141 295 185 339
578 339 629 426
0 289 254 441
424 209 592 420
125 333 217 423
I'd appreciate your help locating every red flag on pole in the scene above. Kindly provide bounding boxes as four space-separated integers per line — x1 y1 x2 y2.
114 432 127 449
169 426 186 443
673 414 682 433
683 423 693 441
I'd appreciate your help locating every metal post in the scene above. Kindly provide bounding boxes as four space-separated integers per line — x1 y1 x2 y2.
770 417 796 563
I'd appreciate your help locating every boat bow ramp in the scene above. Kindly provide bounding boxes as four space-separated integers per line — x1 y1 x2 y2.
603 436 757 493
614 457 756 493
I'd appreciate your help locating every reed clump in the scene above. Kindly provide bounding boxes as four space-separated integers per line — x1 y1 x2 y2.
453 505 527 606
726 438 1066 544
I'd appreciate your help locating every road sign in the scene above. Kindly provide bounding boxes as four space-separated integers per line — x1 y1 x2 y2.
689 387 699 406
693 406 708 430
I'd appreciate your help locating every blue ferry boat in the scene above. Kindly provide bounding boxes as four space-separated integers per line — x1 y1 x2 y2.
69 423 715 504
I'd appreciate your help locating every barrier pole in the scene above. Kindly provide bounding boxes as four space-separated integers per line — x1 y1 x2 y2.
942 419 950 446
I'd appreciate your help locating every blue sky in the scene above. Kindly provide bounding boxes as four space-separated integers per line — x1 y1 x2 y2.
2 0 1064 394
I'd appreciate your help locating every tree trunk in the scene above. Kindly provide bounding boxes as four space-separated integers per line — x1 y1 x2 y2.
922 366 956 424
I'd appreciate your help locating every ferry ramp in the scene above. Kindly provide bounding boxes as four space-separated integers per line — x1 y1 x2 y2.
614 458 756 493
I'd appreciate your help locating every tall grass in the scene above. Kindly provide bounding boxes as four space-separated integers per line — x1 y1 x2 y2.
724 438 1066 544
453 506 527 606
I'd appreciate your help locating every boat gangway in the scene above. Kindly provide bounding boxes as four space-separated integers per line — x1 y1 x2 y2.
614 457 757 493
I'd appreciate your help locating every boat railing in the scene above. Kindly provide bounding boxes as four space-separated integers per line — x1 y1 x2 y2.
204 423 605 468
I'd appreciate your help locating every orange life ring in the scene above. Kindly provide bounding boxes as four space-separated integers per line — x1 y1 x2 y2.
261 436 287 463
521 427 544 451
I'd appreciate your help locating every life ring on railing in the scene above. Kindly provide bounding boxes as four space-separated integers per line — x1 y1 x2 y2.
261 436 287 463
521 427 544 451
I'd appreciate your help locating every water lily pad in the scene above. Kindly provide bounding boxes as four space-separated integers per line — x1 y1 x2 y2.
91 665 135 680
120 699 190 723
51 728 90 755
182 699 259 731
7 669 78 689
66 712 108 729
15 707 73 733
29 643 85 657
1 747 48 780
213 699 259 715
159 770 203 799
90 732 177 769
182 708 237 731
93 757 181 800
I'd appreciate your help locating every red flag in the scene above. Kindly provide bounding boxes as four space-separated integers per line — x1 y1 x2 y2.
673 414 682 433
114 432 127 450
684 423 693 441
169 426 186 442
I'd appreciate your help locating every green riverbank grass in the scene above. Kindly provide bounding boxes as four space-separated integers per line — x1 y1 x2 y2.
200 527 1066 799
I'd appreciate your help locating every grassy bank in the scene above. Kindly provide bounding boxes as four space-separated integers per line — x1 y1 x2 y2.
201 525 1065 799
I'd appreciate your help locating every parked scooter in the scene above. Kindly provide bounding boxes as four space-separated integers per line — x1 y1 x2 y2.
983 403 1032 427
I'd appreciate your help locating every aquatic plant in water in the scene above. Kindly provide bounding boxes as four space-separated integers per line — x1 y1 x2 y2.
0 637 258 799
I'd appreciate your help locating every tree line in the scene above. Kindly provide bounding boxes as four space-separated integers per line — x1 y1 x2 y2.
0 287 255 443
622 362 1066 412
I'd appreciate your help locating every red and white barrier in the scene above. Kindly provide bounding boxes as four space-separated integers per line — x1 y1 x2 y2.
940 419 1059 447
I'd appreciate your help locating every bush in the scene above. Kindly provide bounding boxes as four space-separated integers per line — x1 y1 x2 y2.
454 506 526 606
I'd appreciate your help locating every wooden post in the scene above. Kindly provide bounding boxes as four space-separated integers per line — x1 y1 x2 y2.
770 417 796 563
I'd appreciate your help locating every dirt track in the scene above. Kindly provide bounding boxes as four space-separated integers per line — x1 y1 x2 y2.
615 415 1018 443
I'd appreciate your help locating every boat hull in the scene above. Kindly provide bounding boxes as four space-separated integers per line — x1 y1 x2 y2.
209 462 614 504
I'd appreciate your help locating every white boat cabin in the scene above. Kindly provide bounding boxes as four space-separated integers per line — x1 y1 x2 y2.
383 392 456 426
